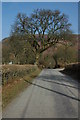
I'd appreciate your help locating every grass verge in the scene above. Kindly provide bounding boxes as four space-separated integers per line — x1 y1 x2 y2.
60 63 79 82
2 65 41 109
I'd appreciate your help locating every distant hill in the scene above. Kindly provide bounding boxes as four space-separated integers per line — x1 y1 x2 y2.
2 34 78 67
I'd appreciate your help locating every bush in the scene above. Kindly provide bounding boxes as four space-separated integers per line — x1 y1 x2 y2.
62 63 79 81
38 44 77 68
2 36 36 64
2 65 37 85
39 54 55 68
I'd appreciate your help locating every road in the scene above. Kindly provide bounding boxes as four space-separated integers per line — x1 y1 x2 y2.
3 69 79 118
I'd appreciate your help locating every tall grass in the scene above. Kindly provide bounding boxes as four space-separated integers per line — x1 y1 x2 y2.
2 64 37 85
2 64 41 108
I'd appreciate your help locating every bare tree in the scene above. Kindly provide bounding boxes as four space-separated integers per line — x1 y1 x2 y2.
11 9 72 65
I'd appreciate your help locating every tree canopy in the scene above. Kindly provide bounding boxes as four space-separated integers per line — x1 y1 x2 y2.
11 9 72 54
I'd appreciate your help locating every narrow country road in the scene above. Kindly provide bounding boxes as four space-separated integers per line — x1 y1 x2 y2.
3 69 79 118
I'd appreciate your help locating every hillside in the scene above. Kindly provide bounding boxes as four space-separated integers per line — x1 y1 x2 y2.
2 34 78 67
0 42 2 64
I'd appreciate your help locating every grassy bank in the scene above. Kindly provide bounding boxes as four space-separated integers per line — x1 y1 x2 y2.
2 64 41 108
61 63 79 82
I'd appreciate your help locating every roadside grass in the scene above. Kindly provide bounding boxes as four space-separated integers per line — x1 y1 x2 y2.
2 65 41 109
60 62 79 82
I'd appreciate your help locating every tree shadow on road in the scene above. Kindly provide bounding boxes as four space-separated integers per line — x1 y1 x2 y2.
24 79 80 102
36 74 78 84
36 78 79 90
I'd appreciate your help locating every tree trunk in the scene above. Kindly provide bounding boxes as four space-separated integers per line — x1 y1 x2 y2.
53 55 58 68
64 45 68 66
54 58 58 68
35 53 40 66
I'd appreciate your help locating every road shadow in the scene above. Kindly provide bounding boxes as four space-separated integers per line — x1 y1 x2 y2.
24 79 80 102
35 73 79 87
36 78 79 90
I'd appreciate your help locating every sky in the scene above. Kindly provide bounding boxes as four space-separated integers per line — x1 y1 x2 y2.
1 0 79 2
2 2 78 39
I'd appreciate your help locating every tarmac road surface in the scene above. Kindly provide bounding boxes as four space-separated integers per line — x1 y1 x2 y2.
3 69 79 118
